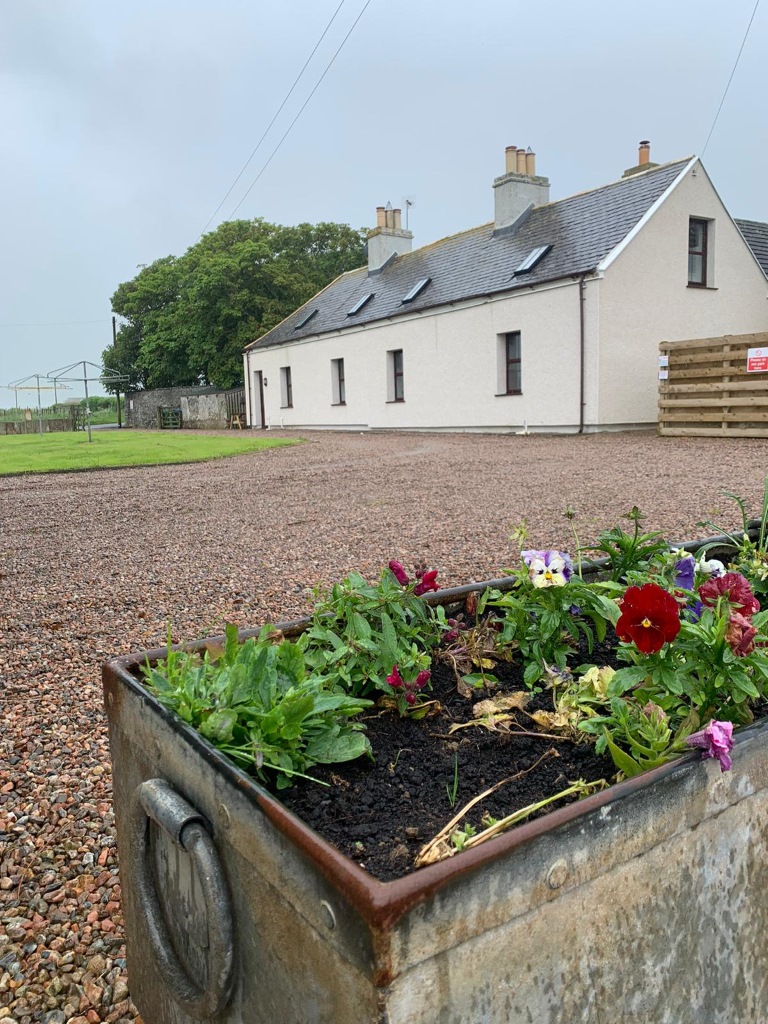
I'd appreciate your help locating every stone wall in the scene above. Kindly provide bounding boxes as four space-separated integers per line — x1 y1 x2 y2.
126 386 241 430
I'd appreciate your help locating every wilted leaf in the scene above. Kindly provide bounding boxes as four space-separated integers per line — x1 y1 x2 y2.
473 692 529 718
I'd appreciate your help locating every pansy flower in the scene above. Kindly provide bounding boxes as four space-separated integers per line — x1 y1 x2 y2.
615 583 681 654
699 572 759 616
697 555 726 579
725 612 757 657
522 550 573 588
673 553 695 591
685 720 734 772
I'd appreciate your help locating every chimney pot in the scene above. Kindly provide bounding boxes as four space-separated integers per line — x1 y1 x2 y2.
393 208 402 230
505 145 518 174
376 206 386 227
638 140 651 166
516 149 527 174
525 148 536 176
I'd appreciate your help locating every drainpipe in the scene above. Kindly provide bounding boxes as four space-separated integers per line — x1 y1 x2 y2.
578 275 587 434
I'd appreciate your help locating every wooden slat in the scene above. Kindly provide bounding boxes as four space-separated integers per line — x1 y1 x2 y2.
660 396 768 408
661 380 768 395
660 426 768 437
660 332 768 353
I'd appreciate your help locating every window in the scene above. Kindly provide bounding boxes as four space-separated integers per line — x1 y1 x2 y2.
387 349 404 402
294 308 318 330
513 244 552 275
280 366 293 408
688 219 708 286
332 358 346 405
347 293 374 316
401 278 431 303
496 332 522 395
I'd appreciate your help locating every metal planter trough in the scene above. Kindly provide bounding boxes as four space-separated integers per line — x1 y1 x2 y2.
102 535 768 1024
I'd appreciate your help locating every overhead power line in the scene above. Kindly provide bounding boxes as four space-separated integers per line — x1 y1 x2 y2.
701 0 761 157
200 0 347 236
0 319 110 327
228 0 374 220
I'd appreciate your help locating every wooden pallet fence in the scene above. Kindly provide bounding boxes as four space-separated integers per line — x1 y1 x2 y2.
659 333 768 437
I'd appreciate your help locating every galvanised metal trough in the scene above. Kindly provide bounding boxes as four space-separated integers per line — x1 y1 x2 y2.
102 533 768 1024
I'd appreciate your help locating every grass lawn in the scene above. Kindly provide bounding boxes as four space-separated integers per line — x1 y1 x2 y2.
0 430 300 475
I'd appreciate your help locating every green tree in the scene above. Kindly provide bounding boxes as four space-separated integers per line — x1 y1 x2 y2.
104 219 366 390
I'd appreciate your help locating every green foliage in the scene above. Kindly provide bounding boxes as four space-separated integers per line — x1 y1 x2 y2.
697 477 768 600
480 575 618 686
144 625 372 789
578 699 692 777
104 219 367 391
582 506 668 582
299 568 440 699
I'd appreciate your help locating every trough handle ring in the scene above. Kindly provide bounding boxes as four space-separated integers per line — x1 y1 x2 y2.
132 778 234 1019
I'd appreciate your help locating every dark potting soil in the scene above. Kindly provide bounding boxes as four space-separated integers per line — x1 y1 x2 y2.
278 638 620 882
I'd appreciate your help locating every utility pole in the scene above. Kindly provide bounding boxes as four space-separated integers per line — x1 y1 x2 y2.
113 316 122 429
82 360 92 442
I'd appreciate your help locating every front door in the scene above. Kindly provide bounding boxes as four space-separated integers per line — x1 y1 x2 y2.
252 370 266 429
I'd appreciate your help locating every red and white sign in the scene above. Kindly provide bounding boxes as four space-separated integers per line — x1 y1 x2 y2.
747 348 768 373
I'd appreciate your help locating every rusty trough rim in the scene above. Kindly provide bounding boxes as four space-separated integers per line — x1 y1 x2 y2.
103 526 763 932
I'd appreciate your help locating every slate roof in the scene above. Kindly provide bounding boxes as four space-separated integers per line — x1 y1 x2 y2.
736 219 768 278
246 158 692 351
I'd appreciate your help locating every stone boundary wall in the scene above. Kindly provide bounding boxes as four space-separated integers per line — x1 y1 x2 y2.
126 386 241 430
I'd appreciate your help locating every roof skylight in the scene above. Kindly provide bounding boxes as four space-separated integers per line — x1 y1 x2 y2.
513 245 552 275
347 292 374 316
294 308 318 330
401 277 431 303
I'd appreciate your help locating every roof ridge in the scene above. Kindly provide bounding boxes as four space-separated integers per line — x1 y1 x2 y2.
536 156 694 211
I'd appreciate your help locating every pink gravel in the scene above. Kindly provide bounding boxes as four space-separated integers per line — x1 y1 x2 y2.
1 428 766 1022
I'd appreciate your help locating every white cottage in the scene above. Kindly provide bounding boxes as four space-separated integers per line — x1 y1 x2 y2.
243 143 768 433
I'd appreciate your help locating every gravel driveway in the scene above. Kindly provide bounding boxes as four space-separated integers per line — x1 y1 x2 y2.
1 429 767 1023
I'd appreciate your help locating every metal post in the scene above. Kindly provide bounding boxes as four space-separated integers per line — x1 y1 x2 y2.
117 390 122 429
83 361 92 443
36 374 43 436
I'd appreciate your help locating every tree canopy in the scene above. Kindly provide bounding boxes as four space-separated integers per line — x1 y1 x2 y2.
103 219 367 391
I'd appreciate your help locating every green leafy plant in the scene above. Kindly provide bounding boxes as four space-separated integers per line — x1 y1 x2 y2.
698 477 768 599
144 624 372 789
446 753 460 808
481 561 618 686
299 567 440 699
579 698 693 777
582 506 668 582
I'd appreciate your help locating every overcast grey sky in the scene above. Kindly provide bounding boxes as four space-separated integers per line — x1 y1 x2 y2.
1 0 765 402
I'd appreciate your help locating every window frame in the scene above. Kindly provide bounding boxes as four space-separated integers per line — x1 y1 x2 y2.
386 349 405 403
504 332 522 395
688 218 708 287
280 366 293 408
332 357 346 405
392 349 404 402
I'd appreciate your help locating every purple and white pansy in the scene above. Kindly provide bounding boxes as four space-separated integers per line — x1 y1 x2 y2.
522 549 573 588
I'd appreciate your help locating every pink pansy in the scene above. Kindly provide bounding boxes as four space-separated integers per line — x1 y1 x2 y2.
685 720 734 772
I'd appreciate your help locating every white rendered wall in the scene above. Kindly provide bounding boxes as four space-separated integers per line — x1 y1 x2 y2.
243 280 586 432
597 162 768 425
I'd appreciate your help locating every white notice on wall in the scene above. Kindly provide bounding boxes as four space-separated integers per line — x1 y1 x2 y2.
658 369 669 380
658 355 669 367
130 399 134 410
